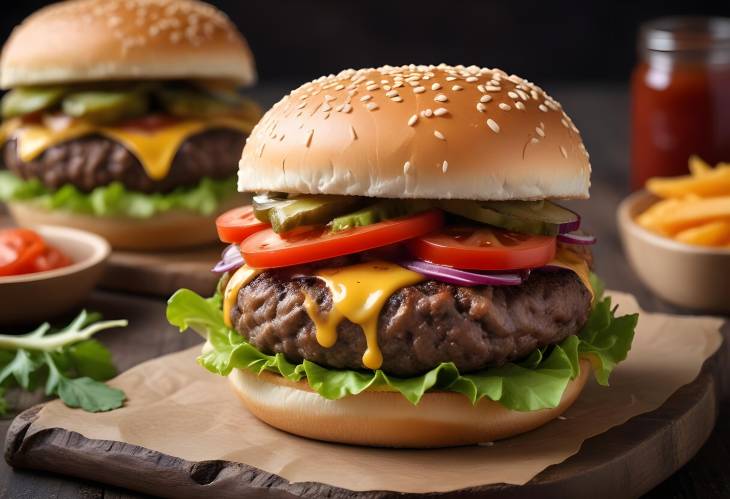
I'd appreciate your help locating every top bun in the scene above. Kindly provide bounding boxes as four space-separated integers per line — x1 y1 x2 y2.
1 0 256 89
239 64 590 201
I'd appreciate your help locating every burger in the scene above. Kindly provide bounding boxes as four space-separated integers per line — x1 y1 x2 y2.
168 64 638 448
0 0 260 250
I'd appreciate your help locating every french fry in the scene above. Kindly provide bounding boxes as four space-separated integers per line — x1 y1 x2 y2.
674 220 730 247
646 196 730 234
688 155 712 176
636 198 684 235
646 167 730 198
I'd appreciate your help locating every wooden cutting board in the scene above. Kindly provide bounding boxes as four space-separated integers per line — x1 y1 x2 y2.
101 245 223 297
4 322 728 499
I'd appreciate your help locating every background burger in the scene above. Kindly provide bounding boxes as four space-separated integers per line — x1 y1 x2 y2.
168 64 638 448
0 0 260 250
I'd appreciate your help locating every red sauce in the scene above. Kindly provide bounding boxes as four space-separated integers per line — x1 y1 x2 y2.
630 17 730 190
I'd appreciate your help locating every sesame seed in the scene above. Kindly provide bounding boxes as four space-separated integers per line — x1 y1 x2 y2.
383 85 392 91
393 81 404 88
392 96 403 102
421 108 434 118
536 126 545 137
442 160 449 173
516 89 529 100
403 161 412 174
350 125 358 140
560 146 568 158
385 90 399 98
257 143 265 157
335 84 345 91
431 83 442 90
485 85 500 92
515 101 526 110
531 137 539 144
445 76 457 81
322 103 332 112
561 118 570 128
498 103 511 111
508 91 519 99
476 103 487 113
433 107 448 116
408 114 418 126
452 85 463 91
480 95 492 103
531 90 539 100
434 94 448 102
413 86 426 93
366 84 380 91
538 104 548 112
487 119 500 133
297 102 306 110
466 76 478 82
557 415 568 421
477 85 486 93
324 94 336 102
366 102 379 111
305 129 314 146
434 130 445 140
342 103 353 113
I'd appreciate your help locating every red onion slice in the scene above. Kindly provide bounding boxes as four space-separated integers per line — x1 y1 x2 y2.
557 232 596 245
399 259 523 286
212 244 245 273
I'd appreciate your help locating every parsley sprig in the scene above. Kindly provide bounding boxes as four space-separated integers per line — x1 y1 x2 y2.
0 311 127 414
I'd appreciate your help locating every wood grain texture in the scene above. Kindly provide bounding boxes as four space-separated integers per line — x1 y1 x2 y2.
101 245 223 297
0 86 728 498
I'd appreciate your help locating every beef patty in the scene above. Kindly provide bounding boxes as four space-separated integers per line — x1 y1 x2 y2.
229 265 592 377
3 128 245 193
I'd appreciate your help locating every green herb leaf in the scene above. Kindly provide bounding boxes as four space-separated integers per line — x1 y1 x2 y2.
67 339 117 381
56 377 126 412
0 171 237 218
0 349 41 389
166 280 638 412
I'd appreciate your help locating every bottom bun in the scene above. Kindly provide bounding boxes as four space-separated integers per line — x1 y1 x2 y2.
7 196 246 251
228 358 592 448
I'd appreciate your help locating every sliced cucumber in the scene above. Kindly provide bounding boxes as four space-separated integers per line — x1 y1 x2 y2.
330 199 434 231
254 194 364 233
439 200 579 236
2 86 67 118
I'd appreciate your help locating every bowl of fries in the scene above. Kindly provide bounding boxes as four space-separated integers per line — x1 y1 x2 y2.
618 156 730 312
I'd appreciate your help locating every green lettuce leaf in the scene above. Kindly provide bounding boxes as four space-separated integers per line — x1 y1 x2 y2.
0 171 237 218
166 276 638 412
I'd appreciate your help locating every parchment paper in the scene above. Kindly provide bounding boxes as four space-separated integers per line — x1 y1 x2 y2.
31 292 724 493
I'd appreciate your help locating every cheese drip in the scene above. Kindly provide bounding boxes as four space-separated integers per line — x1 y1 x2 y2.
223 265 262 328
304 261 425 370
1 116 255 181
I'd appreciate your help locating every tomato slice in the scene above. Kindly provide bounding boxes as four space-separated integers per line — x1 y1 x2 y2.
408 226 556 271
0 228 46 277
241 210 444 268
216 205 269 243
31 246 73 273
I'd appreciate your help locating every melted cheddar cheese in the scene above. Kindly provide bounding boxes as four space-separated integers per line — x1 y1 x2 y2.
223 265 262 328
304 261 425 370
0 116 255 180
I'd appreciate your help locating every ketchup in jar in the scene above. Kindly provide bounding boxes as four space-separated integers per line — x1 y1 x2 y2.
631 17 730 190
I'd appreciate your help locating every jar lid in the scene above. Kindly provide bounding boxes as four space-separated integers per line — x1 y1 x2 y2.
641 16 730 52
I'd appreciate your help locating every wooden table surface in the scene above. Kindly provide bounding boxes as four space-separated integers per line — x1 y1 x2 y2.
1 84 728 499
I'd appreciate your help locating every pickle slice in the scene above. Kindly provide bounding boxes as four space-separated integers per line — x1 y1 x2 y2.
255 195 364 233
439 200 579 236
157 87 242 118
62 90 149 124
1 86 67 118
330 199 434 231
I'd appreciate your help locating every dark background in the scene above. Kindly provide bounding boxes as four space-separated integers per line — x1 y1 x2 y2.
2 1 730 85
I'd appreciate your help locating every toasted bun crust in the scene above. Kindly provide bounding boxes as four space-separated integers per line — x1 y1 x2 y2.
238 64 590 201
228 358 591 448
7 196 247 250
1 0 256 89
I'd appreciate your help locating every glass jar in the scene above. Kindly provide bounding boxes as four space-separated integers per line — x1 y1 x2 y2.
630 17 730 190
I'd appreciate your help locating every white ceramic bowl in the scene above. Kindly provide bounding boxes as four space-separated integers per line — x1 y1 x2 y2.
0 225 110 326
618 190 730 313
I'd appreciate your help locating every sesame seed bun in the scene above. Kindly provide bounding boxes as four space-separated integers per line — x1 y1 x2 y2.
228 358 591 448
0 0 256 89
238 64 591 201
